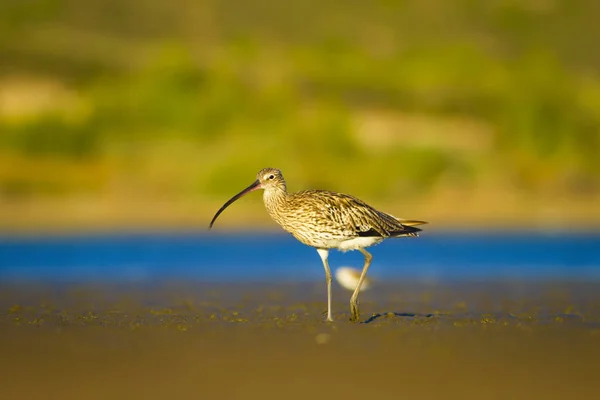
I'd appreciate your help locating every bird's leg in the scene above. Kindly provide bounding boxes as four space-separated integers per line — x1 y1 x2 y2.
316 249 334 322
350 248 373 322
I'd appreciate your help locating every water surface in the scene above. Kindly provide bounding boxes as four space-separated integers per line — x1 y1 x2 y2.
1 231 598 282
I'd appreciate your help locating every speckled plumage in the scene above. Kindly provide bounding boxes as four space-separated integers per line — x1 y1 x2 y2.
209 167 427 322
265 188 420 249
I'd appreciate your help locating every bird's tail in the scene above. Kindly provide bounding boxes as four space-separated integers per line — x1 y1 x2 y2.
397 219 428 227
391 224 423 238
392 219 427 237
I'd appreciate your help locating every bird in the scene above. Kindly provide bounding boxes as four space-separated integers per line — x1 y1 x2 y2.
208 167 427 322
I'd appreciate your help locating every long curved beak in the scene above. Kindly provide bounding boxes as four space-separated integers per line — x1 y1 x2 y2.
209 179 262 229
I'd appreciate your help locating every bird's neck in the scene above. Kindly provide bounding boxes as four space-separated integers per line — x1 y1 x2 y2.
263 186 288 214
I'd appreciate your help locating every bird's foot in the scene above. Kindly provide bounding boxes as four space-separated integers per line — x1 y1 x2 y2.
350 302 360 322
322 310 334 322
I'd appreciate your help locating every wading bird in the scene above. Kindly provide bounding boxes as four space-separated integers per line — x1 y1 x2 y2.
209 168 426 322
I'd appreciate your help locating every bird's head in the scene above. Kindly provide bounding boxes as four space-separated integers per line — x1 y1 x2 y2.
208 167 285 229
256 167 285 191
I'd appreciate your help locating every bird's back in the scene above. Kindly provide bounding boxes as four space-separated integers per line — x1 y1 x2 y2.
267 189 422 248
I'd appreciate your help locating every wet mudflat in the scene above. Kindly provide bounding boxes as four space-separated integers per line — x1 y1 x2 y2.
1 281 599 400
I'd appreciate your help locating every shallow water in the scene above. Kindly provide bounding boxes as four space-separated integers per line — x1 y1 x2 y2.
2 231 600 399
0 231 599 282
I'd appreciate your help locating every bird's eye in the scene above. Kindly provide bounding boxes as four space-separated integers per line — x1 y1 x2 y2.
268 175 274 180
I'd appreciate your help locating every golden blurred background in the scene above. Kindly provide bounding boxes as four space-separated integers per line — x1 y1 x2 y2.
1 0 599 232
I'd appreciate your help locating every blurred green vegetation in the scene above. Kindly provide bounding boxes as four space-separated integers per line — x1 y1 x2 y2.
0 0 599 221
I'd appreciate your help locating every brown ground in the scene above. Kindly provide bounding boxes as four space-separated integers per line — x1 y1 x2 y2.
1 281 599 400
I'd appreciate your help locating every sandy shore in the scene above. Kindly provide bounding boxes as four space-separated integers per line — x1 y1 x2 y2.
1 281 599 399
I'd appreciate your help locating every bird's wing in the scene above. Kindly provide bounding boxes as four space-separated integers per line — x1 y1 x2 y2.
291 190 418 238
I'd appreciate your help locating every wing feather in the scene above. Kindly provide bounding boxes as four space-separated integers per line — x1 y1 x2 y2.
289 190 419 238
